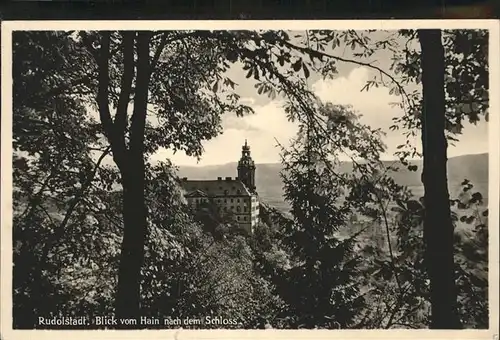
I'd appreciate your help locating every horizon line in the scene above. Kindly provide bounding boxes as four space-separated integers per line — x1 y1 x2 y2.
172 151 489 168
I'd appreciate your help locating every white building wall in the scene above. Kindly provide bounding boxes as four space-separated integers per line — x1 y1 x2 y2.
183 188 259 234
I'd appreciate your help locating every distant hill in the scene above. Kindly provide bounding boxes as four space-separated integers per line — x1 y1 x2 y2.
177 153 489 212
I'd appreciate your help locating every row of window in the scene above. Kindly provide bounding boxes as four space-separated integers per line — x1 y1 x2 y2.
191 197 251 205
190 197 257 207
217 197 247 205
189 198 258 212
193 187 243 195
222 205 252 213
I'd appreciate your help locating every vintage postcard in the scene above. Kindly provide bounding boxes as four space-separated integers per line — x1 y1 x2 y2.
1 20 499 340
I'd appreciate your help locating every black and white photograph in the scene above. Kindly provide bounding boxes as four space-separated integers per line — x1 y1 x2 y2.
1 21 498 338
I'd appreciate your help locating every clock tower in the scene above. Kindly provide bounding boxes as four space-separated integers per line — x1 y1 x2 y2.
237 139 256 192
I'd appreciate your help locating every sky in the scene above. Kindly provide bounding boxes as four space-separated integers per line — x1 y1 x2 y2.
154 32 488 167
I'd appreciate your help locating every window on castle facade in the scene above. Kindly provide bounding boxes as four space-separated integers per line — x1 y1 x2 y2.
236 206 240 212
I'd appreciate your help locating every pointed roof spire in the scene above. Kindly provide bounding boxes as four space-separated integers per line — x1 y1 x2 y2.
242 139 250 152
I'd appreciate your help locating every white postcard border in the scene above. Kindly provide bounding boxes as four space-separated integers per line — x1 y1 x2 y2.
1 19 499 340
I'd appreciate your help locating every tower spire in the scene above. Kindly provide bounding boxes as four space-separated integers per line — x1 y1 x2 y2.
238 139 256 192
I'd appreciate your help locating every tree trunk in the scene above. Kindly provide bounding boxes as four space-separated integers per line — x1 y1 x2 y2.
418 29 461 329
114 32 151 324
115 164 147 322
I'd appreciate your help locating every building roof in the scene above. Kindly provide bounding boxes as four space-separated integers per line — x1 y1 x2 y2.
184 189 209 198
180 177 253 197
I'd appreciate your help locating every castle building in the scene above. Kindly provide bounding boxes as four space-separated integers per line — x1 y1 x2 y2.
180 140 259 233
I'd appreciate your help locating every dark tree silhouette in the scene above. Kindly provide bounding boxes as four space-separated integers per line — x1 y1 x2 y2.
418 29 461 329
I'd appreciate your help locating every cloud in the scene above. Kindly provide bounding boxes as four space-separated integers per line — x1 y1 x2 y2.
157 66 488 166
311 67 488 159
155 99 298 166
222 117 261 132
311 67 412 158
313 67 401 132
